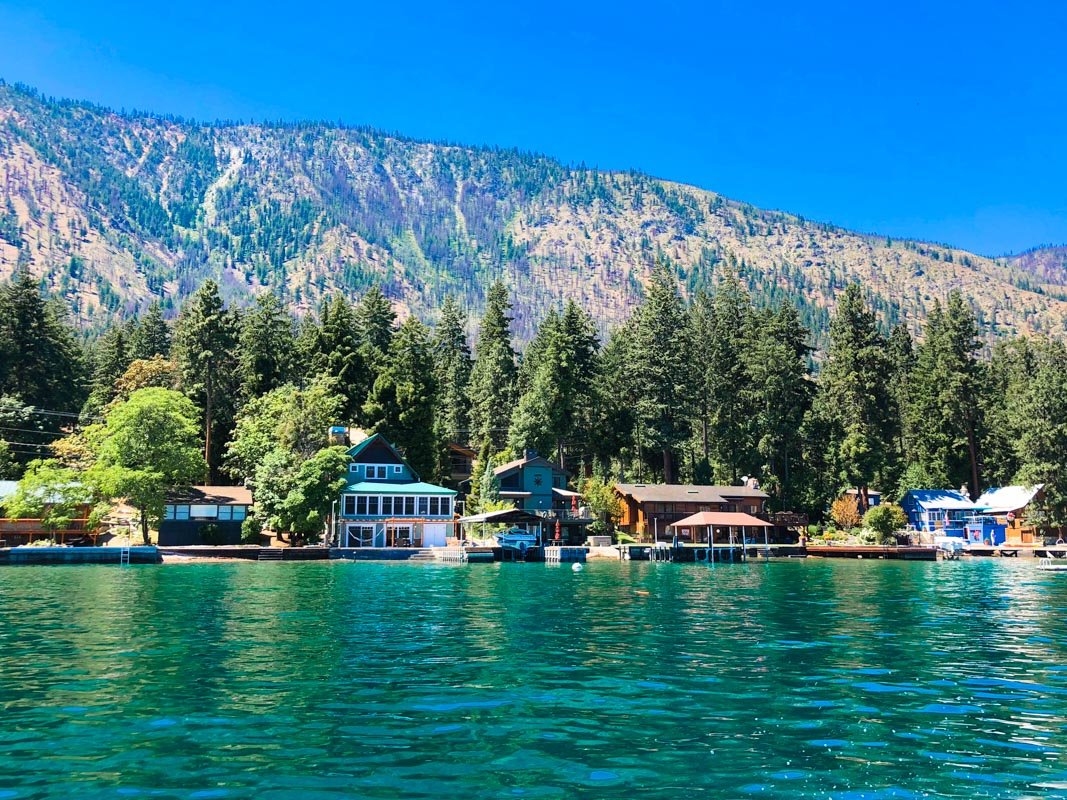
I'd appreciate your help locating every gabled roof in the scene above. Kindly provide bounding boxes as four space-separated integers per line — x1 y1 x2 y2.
344 480 456 496
614 483 769 504
670 511 772 528
974 485 1043 514
346 432 420 481
494 454 567 477
903 489 977 510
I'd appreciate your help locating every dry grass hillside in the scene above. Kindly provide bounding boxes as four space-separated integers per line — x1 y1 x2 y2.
2 81 1066 345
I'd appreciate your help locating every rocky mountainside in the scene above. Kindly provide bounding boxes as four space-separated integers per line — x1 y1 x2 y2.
2 80 1066 344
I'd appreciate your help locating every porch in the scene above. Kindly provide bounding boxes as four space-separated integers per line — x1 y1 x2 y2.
340 518 450 548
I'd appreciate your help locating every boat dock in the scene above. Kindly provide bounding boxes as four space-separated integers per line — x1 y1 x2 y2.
0 546 162 565
804 544 937 560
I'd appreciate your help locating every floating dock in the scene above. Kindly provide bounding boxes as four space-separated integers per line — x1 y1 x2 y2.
544 546 587 563
0 546 161 565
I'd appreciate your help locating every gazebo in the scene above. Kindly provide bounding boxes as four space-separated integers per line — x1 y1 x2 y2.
668 511 773 549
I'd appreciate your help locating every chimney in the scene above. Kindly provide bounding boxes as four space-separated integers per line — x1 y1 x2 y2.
524 448 538 460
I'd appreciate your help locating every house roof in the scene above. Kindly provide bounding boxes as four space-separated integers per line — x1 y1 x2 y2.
344 480 456 496
974 485 1043 514
845 488 882 498
494 453 568 477
670 511 772 528
168 485 253 505
552 487 582 498
614 483 768 504
903 490 977 510
448 443 477 458
346 433 422 480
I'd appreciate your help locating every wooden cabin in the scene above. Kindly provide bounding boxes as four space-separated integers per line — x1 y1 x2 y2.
613 483 769 540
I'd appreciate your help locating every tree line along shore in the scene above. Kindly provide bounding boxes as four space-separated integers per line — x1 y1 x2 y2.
0 262 1065 543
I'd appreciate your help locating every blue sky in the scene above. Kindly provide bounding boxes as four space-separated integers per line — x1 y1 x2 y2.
1 0 1065 256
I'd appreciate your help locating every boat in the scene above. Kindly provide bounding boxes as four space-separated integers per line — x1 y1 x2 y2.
495 526 539 556
934 536 965 560
1037 557 1067 572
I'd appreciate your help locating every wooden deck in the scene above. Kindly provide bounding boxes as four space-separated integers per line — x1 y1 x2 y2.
804 545 937 561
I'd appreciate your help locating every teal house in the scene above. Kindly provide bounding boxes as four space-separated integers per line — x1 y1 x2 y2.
494 449 591 544
337 433 456 548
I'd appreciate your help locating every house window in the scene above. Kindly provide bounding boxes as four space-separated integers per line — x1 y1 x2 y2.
404 497 415 515
393 465 402 474
382 496 394 515
534 474 543 486
418 497 429 516
190 504 218 519
218 506 232 521
364 465 389 479
368 496 380 516
164 505 175 520
175 505 190 521
349 464 360 474
233 506 247 521
343 496 356 516
356 496 368 515
429 497 439 516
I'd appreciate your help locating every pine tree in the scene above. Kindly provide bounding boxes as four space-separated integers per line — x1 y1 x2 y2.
432 296 473 443
815 283 893 510
130 302 171 360
631 261 692 483
355 285 396 389
468 281 517 452
0 270 87 412
82 322 133 417
310 294 368 424
172 280 239 476
1012 339 1067 525
363 317 438 479
237 292 296 400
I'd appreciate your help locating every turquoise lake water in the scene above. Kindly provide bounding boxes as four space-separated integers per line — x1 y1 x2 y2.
1 559 1066 799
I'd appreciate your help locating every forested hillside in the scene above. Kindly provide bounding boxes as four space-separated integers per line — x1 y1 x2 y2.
2 80 1067 345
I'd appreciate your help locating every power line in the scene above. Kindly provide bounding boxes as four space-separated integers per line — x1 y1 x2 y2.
0 425 67 438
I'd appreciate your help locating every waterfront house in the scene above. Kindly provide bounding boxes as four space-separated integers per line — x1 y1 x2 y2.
338 433 456 548
160 486 253 546
493 449 592 544
899 489 978 535
844 488 882 508
973 485 1045 545
0 479 98 546
614 483 770 540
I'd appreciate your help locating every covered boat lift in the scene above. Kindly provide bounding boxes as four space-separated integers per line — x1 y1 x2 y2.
456 508 545 545
669 511 773 560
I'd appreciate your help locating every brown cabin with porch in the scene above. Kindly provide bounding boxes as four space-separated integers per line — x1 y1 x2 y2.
613 483 770 540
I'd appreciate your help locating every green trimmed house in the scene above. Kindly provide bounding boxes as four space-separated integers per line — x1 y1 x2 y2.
338 433 456 548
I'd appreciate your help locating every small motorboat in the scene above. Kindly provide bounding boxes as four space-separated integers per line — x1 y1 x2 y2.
495 526 539 556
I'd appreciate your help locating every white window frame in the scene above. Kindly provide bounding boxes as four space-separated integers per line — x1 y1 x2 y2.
343 496 356 516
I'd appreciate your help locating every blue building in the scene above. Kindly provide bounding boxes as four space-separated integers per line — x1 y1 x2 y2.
900 490 979 536
337 433 456 548
160 485 253 546
493 449 592 544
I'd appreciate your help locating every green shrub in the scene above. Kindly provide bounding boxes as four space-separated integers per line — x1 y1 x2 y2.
863 503 907 544
586 519 610 538
199 523 226 546
241 513 263 545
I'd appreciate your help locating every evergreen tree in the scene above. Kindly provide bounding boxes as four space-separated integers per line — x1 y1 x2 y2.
468 281 517 452
355 285 396 389
432 296 473 442
1012 339 1067 525
130 302 171 360
172 280 239 476
905 292 983 495
815 284 893 510
980 338 1034 487
884 323 914 495
310 294 367 423
0 270 87 412
237 293 296 400
363 317 438 478
82 322 133 417
746 304 813 508
705 266 755 483
631 262 692 483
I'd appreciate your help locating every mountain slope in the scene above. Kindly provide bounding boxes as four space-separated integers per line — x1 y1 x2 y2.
2 80 1066 344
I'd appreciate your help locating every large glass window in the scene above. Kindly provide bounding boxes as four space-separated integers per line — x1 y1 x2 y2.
218 506 232 521
404 497 415 515
441 497 451 517
356 496 368 515
382 496 394 515
429 497 439 516
368 496 380 516
233 506 247 521
363 465 389 479
418 497 429 516
175 505 190 520
343 496 356 516
164 505 175 520
190 504 218 519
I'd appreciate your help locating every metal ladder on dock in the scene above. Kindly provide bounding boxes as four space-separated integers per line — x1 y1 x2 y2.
258 547 284 562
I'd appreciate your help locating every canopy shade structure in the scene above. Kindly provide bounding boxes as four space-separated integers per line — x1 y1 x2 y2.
669 512 772 529
457 509 545 525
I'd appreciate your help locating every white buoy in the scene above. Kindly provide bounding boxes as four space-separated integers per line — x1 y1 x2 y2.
572 562 584 572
